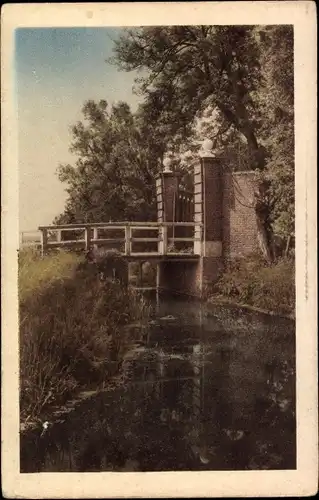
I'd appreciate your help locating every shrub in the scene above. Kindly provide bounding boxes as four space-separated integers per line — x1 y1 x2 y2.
19 249 149 422
85 247 129 284
214 255 295 315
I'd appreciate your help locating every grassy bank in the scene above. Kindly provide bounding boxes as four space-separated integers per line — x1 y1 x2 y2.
209 255 295 317
19 248 149 423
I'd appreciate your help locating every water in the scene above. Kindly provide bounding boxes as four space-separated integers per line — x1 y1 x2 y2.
20 293 295 472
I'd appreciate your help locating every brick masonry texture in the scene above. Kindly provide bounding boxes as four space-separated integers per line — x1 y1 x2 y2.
222 172 259 260
202 157 223 243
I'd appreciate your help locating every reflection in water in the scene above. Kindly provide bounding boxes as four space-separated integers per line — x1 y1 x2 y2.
20 294 296 472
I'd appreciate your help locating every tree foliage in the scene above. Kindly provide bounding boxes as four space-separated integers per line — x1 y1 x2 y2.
55 100 164 224
112 25 294 257
257 26 294 241
56 25 294 259
113 26 266 165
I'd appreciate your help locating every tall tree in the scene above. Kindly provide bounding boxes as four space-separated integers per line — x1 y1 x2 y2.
257 26 294 251
112 25 294 260
55 100 165 224
113 26 265 165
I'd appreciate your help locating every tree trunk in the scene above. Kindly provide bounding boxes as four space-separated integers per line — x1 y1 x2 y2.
254 183 274 263
284 235 291 258
255 212 273 262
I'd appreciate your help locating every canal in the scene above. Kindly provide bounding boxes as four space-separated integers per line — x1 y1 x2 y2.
20 293 296 472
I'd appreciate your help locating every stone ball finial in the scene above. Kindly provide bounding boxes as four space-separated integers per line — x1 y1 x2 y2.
200 138 215 158
163 156 173 173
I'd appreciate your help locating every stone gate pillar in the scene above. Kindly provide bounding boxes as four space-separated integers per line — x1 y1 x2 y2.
198 139 224 289
200 139 223 257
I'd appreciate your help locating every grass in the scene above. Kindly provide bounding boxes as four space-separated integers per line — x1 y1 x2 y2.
19 248 150 423
210 254 295 316
19 248 82 301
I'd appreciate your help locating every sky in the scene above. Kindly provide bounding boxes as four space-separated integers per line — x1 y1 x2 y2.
15 28 142 231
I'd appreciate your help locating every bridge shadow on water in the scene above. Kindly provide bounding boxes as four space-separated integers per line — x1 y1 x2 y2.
20 291 296 472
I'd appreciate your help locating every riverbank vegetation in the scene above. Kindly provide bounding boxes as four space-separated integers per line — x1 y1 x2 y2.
19 248 150 423
211 254 295 317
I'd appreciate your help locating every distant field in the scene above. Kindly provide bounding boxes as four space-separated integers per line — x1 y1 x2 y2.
20 231 41 247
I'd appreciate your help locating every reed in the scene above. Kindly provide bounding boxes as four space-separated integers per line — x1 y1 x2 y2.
19 248 149 423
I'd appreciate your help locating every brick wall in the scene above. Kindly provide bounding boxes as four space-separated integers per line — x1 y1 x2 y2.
222 171 259 260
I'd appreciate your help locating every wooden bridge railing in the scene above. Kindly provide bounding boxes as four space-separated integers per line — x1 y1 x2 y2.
38 222 203 257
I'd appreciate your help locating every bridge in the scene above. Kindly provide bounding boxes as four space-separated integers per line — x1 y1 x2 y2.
34 140 260 296
37 221 202 261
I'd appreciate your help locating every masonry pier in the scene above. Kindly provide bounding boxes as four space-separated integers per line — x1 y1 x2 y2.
155 140 259 296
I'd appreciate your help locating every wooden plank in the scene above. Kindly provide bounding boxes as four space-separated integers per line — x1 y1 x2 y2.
93 228 98 250
86 226 126 231
131 226 160 231
91 238 124 244
39 221 203 231
163 222 202 227
169 238 201 242
130 252 160 257
127 253 200 261
125 226 131 255
131 238 161 242
38 222 161 230
84 227 91 250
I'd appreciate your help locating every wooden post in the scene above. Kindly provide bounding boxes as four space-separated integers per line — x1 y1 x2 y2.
40 228 48 256
162 225 168 255
125 225 131 255
93 227 98 250
158 226 163 254
84 226 91 251
194 224 202 256
57 229 62 244
172 192 176 243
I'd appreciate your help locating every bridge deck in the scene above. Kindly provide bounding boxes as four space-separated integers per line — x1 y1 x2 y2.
37 221 204 257
123 253 200 261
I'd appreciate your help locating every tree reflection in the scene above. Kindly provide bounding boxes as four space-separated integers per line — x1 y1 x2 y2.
20 305 295 472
